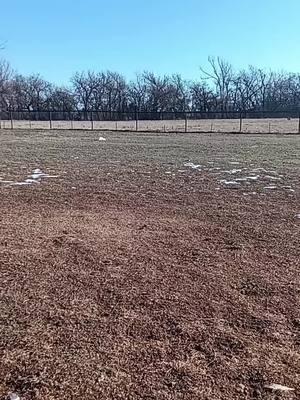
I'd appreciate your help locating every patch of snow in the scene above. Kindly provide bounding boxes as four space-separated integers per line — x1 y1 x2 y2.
184 162 201 169
29 169 58 180
264 185 277 190
220 180 240 188
10 182 32 186
264 175 281 181
224 169 242 174
245 176 259 181
264 383 294 392
165 171 172 174
25 179 39 184
296 214 300 219
7 393 20 400
99 137 106 141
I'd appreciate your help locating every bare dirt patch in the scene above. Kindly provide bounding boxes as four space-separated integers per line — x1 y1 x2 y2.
0 130 299 399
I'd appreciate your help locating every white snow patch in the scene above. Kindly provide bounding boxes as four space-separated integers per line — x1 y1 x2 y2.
245 176 259 181
184 162 201 169
224 169 242 174
264 175 281 181
264 383 294 392
264 185 277 190
7 393 20 400
296 214 300 219
29 169 58 180
99 136 106 141
10 181 32 186
220 180 240 187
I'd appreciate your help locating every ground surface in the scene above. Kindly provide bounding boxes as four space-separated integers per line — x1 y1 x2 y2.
0 129 299 400
1 118 299 133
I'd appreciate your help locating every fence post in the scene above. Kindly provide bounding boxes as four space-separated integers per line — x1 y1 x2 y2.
10 111 13 129
298 111 300 134
239 112 243 133
0 109 2 129
49 111 52 129
91 111 94 130
185 112 188 133
135 110 139 132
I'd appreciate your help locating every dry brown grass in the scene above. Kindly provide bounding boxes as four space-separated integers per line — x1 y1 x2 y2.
0 130 299 399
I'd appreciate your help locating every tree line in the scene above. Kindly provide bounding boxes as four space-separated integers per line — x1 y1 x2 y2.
0 56 300 114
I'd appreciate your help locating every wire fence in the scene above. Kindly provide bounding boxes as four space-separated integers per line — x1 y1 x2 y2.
0 110 300 133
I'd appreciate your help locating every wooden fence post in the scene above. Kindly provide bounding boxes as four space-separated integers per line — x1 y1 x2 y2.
10 111 13 129
298 111 300 134
49 111 52 129
239 112 243 133
91 111 94 130
185 112 188 133
135 110 139 131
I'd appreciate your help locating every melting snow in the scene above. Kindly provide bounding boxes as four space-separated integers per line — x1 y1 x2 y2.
220 180 240 187
264 175 281 181
184 162 201 169
99 137 106 141
245 176 259 181
8 168 58 187
224 169 242 174
264 185 277 190
264 384 294 392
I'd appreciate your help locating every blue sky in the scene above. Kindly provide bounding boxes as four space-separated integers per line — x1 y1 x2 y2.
1 0 300 84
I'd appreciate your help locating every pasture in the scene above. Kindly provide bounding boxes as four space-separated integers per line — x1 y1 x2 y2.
0 117 300 133
0 129 299 399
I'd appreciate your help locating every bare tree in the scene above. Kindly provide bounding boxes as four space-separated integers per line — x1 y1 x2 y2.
201 57 234 111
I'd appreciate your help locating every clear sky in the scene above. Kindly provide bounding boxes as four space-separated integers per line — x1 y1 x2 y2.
1 0 300 85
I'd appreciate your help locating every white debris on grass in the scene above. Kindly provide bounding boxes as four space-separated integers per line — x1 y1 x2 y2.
184 162 201 169
296 214 300 219
264 383 294 392
99 136 106 141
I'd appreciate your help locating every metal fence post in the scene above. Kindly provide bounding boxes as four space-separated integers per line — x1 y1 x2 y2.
49 111 52 129
185 112 188 133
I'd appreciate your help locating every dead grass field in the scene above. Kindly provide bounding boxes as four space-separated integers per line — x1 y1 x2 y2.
0 129 299 399
1 118 300 133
